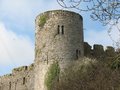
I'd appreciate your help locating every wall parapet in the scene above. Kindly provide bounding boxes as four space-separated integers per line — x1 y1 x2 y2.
0 63 34 90
84 42 116 59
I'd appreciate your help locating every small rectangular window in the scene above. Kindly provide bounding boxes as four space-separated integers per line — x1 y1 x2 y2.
23 77 25 85
79 50 81 55
58 25 60 34
61 25 64 34
76 50 79 59
9 82 11 90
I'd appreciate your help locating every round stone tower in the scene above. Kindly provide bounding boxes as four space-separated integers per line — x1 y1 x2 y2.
35 10 84 63
34 10 84 90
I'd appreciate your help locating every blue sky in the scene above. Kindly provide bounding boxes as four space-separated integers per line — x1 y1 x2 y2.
0 0 118 76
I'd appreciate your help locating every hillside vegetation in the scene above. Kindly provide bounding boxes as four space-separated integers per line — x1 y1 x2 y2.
52 57 120 90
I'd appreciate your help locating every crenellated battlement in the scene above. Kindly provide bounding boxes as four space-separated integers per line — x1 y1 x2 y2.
84 42 116 59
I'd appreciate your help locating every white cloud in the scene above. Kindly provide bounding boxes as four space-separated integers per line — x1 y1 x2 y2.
0 22 34 75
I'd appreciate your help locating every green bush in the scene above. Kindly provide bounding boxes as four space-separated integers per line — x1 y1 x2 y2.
53 58 120 90
45 61 60 90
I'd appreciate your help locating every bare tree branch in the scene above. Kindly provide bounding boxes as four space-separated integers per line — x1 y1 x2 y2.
57 0 120 48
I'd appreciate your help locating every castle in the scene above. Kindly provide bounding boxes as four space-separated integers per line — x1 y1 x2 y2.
0 10 116 90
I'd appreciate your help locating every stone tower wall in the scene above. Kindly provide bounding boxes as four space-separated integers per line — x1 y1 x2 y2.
34 10 84 90
35 10 84 63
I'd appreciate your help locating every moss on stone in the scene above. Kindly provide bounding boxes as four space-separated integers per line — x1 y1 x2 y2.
36 49 41 56
39 15 46 27
4 74 12 77
29 64 34 70
45 61 60 90
13 66 27 72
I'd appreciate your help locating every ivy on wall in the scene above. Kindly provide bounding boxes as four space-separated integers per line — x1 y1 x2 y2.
45 61 60 90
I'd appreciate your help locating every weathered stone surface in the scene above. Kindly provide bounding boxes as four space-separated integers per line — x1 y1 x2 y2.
93 44 105 59
84 42 92 57
35 10 84 63
105 46 115 57
34 10 84 90
0 64 34 90
83 43 116 59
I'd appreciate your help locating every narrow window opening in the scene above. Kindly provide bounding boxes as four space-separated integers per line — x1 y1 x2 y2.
58 25 60 34
61 25 64 34
9 82 11 90
76 50 79 59
79 50 81 56
23 77 25 85
15 82 17 90
25 66 27 70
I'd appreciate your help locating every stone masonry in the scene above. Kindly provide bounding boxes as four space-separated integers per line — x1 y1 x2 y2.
84 42 116 59
34 10 84 90
0 10 116 90
35 10 84 63
0 64 34 90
